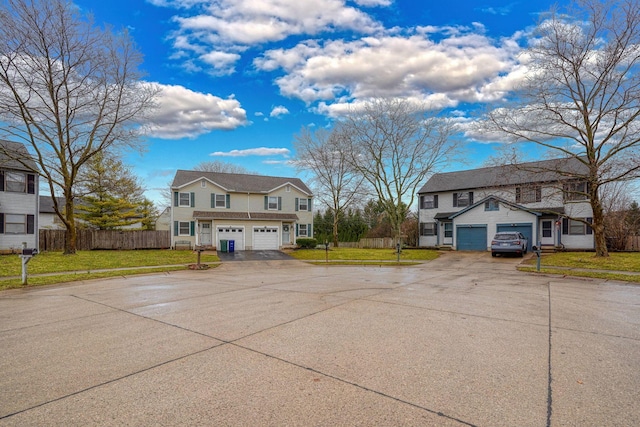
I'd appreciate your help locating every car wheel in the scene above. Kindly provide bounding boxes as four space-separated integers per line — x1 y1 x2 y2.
491 252 497 257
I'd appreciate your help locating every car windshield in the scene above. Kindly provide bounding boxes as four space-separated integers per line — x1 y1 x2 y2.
494 234 518 240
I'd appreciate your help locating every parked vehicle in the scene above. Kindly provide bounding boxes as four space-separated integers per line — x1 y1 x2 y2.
491 232 528 257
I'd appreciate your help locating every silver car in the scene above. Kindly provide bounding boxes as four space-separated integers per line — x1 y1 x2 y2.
491 232 528 257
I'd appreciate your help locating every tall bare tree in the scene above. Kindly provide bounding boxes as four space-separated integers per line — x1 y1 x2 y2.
0 0 158 253
484 0 640 257
193 160 255 174
341 98 457 245
294 125 365 246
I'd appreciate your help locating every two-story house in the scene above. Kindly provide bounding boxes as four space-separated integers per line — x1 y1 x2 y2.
418 157 594 252
170 170 313 250
0 140 39 253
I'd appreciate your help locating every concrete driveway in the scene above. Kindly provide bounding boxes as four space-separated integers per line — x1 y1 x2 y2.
1 252 638 426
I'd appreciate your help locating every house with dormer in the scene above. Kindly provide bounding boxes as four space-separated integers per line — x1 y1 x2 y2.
170 170 313 250
0 140 39 253
418 157 595 252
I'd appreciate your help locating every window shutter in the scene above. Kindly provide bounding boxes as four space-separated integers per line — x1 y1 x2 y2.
308 223 312 237
27 174 35 194
562 218 569 235
469 192 474 205
308 198 312 212
264 196 268 210
586 217 593 235
211 193 215 208
226 194 230 208
0 170 4 191
278 197 282 211
434 222 438 236
190 221 195 236
190 192 195 207
420 195 424 209
295 223 299 237
0 213 4 233
433 195 438 208
174 221 178 236
27 215 35 234
453 193 458 207
295 198 299 211
174 192 179 207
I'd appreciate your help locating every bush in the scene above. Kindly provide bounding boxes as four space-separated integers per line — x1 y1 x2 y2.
296 238 317 249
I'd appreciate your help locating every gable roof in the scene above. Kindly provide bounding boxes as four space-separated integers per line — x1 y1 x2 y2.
0 140 38 172
418 157 589 194
172 170 312 195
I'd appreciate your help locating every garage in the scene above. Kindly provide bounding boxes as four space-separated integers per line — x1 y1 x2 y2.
456 225 488 251
497 223 533 251
253 227 279 250
218 227 245 251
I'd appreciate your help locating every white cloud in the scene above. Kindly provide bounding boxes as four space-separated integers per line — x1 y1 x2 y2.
255 26 527 112
165 0 386 74
270 105 290 117
210 147 291 157
146 83 248 139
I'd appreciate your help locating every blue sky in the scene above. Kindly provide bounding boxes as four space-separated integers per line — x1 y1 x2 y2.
73 0 560 207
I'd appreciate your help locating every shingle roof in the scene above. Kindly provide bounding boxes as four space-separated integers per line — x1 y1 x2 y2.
172 170 312 195
0 140 38 172
192 211 299 221
418 157 589 194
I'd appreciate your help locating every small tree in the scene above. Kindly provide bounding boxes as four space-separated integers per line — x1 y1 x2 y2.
0 0 158 253
342 98 457 246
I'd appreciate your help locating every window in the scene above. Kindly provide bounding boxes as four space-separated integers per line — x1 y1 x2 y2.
516 185 541 204
564 181 588 201
178 221 191 236
298 224 308 237
420 222 437 236
201 179 206 188
2 171 35 193
562 217 593 235
484 200 499 211
215 194 226 208
3 214 34 234
453 192 473 207
297 198 311 211
179 192 191 207
421 195 438 209
267 196 279 210
542 221 553 238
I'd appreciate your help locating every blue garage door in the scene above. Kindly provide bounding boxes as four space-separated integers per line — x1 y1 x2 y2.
497 223 533 251
456 225 487 251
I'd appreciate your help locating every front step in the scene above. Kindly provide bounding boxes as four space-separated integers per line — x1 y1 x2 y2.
540 245 557 253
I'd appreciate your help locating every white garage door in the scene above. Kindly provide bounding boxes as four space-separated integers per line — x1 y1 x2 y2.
217 227 245 251
253 227 279 250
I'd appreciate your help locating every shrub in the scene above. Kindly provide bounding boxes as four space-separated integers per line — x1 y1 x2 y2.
296 238 317 249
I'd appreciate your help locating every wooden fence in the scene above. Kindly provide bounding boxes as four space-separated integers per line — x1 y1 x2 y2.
336 237 396 249
39 230 171 251
625 235 640 251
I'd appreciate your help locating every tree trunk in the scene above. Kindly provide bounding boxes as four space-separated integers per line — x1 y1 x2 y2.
64 198 77 255
591 190 609 257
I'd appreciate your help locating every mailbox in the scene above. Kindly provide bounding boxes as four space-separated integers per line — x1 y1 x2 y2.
22 248 38 256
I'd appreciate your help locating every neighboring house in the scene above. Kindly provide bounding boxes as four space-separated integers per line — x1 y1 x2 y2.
418 157 594 252
170 170 313 250
0 140 39 253
155 206 171 231
39 196 66 229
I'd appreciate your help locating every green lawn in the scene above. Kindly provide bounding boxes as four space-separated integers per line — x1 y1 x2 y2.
287 247 440 262
519 252 640 283
0 250 219 290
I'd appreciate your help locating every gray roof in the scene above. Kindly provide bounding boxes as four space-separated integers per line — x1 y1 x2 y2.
418 157 589 194
0 140 38 172
172 170 312 195
39 196 66 213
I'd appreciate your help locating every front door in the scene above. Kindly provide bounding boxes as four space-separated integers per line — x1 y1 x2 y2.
200 223 212 246
541 220 554 246
282 224 290 245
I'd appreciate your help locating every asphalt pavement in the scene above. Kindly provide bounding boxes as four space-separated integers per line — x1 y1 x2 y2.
0 252 638 426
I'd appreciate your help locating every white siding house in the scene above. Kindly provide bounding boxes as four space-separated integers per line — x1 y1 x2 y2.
0 140 39 253
418 158 595 251
170 170 313 250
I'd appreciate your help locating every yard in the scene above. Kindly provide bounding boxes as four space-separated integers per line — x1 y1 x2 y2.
0 250 219 290
519 252 640 283
286 247 440 264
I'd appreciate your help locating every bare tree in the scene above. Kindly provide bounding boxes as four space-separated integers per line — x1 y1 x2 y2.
293 125 365 246
484 0 640 257
193 160 255 174
342 98 458 245
0 0 158 253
